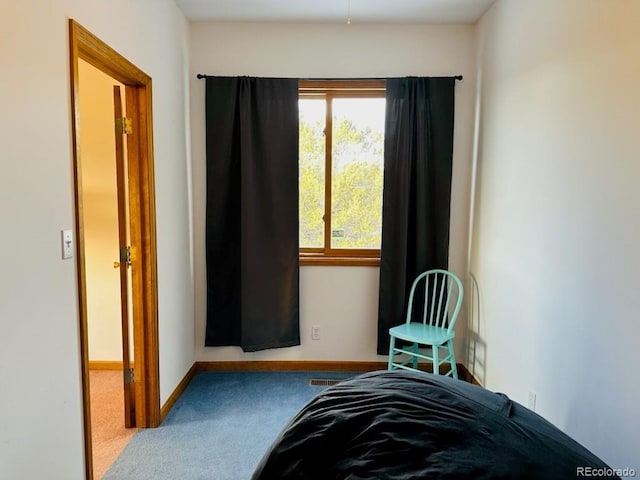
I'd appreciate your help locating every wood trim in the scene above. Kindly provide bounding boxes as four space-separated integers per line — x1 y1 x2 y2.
300 79 386 89
300 256 380 267
324 97 333 251
195 361 388 372
73 23 150 86
300 248 381 266
68 21 93 480
326 248 379 257
126 81 161 428
300 247 324 254
160 363 198 422
140 79 160 427
89 361 124 371
88 361 137 371
195 361 481 385
125 85 146 428
299 79 386 96
406 363 482 380
457 363 482 386
69 18 160 480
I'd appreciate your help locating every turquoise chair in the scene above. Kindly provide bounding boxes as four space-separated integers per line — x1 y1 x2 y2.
388 269 464 378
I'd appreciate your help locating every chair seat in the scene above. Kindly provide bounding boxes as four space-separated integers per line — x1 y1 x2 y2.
389 323 454 345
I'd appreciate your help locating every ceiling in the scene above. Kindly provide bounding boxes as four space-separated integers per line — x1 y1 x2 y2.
174 0 496 24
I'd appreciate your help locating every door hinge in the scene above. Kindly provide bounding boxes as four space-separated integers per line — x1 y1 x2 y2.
119 245 132 266
115 116 133 135
124 367 135 384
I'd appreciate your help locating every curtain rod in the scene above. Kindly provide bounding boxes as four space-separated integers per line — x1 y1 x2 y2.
196 74 463 81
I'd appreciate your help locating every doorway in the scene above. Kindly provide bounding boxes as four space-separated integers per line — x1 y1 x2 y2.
79 59 136 478
69 19 161 480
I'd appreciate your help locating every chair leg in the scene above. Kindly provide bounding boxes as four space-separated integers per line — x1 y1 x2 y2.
412 343 418 370
448 340 458 379
388 336 396 370
432 344 440 375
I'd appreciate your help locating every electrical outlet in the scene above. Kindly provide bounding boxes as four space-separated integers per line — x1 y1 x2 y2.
528 391 537 411
311 325 320 340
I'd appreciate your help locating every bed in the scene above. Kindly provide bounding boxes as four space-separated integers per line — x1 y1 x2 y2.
252 370 617 479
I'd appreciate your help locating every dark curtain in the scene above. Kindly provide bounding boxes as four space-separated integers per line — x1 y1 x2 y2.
377 77 456 355
205 76 300 352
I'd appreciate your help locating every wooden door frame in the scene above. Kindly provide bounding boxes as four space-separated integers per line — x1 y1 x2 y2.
68 19 160 480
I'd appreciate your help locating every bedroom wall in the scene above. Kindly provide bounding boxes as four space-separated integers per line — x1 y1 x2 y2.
0 1 192 478
189 22 477 363
470 0 640 470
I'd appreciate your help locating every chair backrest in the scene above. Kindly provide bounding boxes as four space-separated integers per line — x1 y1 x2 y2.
405 269 463 333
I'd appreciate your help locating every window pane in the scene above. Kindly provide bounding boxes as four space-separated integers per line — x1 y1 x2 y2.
299 99 326 249
331 98 385 249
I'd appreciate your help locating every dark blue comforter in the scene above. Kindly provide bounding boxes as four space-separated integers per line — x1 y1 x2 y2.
252 370 617 479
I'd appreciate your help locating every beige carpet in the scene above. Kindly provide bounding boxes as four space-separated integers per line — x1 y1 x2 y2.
89 370 138 479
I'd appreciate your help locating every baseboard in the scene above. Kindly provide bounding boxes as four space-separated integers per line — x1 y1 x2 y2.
89 360 124 371
195 360 388 372
194 360 481 385
457 364 482 386
160 363 198 423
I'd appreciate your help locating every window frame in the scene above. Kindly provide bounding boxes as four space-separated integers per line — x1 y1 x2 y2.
299 80 386 266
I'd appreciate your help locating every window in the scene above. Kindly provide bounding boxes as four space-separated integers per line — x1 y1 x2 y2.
299 80 386 266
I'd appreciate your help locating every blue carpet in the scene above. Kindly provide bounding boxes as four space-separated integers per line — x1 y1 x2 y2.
103 371 358 480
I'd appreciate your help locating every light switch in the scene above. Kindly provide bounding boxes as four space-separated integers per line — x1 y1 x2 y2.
61 229 73 260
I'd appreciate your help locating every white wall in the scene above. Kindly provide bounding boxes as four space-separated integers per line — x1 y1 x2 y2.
470 0 640 470
189 22 477 363
83 190 123 360
0 1 193 478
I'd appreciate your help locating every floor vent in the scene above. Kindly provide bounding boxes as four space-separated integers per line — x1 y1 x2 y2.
309 378 343 387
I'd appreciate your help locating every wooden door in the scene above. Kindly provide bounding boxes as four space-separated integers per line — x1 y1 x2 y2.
113 85 135 427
